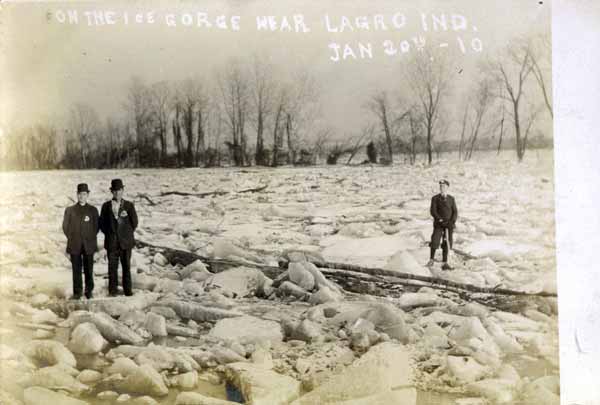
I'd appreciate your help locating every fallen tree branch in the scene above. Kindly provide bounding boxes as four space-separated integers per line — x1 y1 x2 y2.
310 260 557 297
135 239 282 279
159 184 268 199
237 184 269 194
137 193 157 206
160 190 229 198
135 239 557 298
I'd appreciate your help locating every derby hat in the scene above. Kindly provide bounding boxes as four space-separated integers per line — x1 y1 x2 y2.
77 183 90 193
110 179 124 191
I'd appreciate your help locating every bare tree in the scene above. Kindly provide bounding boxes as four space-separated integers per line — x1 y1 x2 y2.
2 124 59 170
171 84 184 166
33 124 58 169
283 71 319 165
464 79 493 160
149 81 172 164
407 108 424 165
249 57 275 166
530 35 553 118
195 94 210 166
404 47 454 165
177 78 209 167
270 83 289 167
489 40 535 161
367 91 395 164
218 61 250 166
496 84 506 155
206 102 224 167
69 102 100 168
125 76 153 166
105 117 116 167
346 124 375 164
521 103 543 158
103 117 129 168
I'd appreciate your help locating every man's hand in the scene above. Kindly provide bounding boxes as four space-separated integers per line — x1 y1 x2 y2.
440 220 452 228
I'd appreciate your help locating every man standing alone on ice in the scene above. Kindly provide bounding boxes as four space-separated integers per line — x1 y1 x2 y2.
427 179 458 270
62 183 99 300
100 179 138 297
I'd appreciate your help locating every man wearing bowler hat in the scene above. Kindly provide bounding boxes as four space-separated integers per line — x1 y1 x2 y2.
62 183 99 300
100 179 138 297
427 179 458 270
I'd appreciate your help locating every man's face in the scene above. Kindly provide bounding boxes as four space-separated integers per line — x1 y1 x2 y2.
77 192 88 205
439 183 448 195
112 189 124 200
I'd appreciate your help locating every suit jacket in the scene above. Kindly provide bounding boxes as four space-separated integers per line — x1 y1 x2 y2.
99 199 138 251
430 193 458 229
62 203 99 255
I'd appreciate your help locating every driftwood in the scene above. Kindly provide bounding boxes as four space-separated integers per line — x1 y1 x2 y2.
135 239 557 298
135 239 282 279
159 184 268 199
310 260 558 297
136 193 157 206
238 184 269 194
160 190 229 198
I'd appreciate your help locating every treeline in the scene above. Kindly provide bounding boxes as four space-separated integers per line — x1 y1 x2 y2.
0 34 552 171
365 34 553 165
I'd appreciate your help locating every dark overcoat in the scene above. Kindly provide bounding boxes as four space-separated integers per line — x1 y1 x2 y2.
62 203 100 255
430 193 458 229
99 199 138 251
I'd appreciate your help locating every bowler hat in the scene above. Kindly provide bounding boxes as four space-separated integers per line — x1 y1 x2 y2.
77 183 90 193
439 179 450 186
110 179 124 191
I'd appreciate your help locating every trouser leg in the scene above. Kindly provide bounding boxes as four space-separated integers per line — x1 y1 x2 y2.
108 248 120 294
442 239 448 262
82 247 94 296
71 253 83 296
442 228 454 262
120 249 132 295
430 227 443 260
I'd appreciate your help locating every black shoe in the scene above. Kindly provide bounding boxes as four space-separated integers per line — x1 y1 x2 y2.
108 292 119 297
441 263 454 271
69 294 82 300
124 291 133 297
85 292 94 299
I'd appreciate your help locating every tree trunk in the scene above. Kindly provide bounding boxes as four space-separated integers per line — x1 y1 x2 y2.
513 102 523 161
255 110 265 165
382 108 393 164
195 109 205 166
286 113 294 165
271 106 283 167
173 105 183 166
426 123 433 165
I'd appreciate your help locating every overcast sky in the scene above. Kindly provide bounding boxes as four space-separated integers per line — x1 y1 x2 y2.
1 0 551 138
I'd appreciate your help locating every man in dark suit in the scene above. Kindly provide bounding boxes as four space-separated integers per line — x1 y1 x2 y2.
62 183 99 300
427 179 458 270
99 179 138 297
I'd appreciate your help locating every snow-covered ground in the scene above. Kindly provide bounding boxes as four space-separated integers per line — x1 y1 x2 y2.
0 150 559 404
